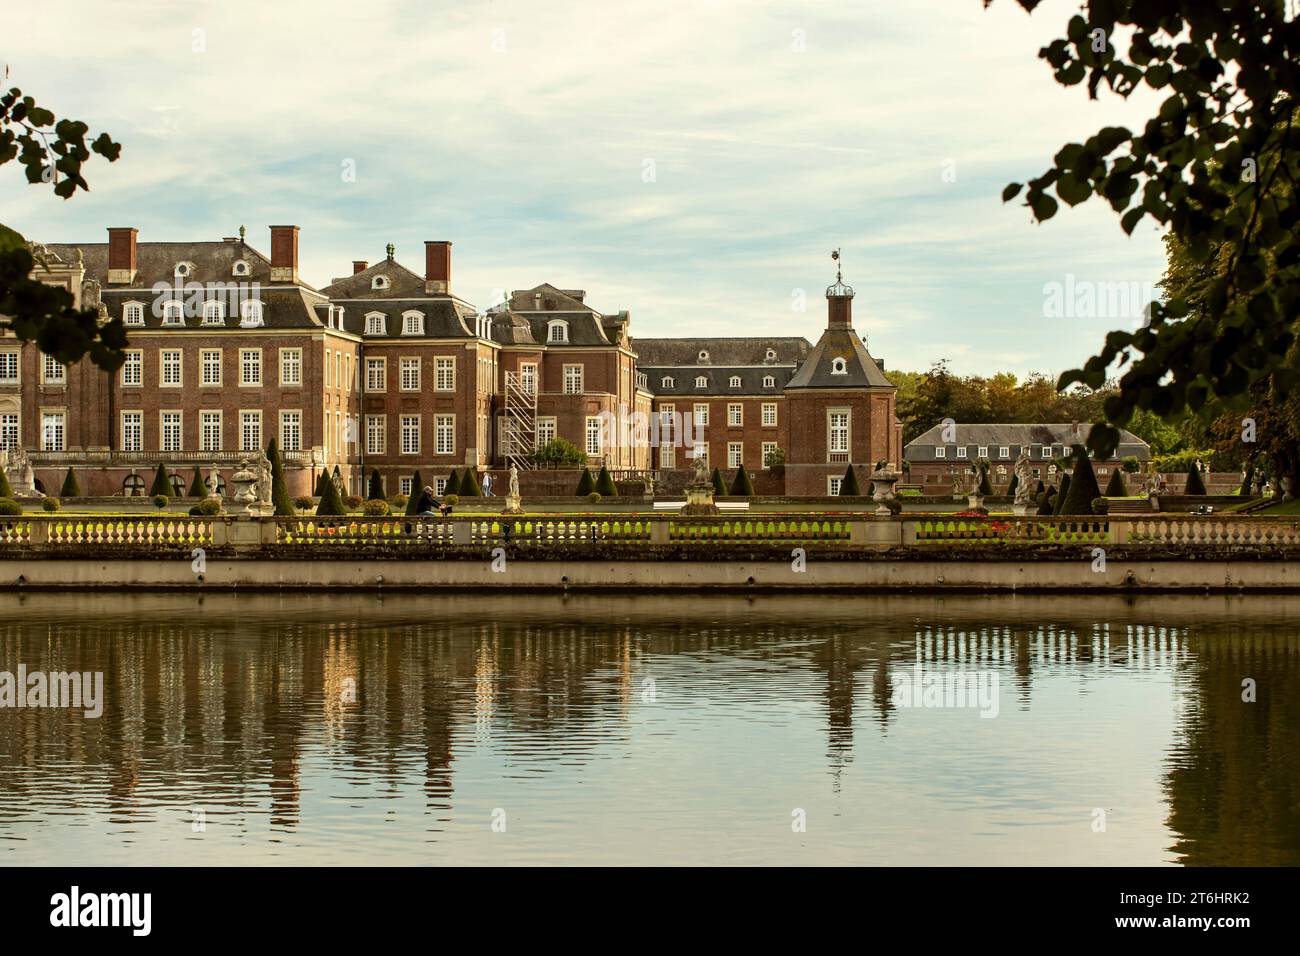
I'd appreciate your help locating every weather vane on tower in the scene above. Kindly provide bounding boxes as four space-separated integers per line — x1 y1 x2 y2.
831 247 842 283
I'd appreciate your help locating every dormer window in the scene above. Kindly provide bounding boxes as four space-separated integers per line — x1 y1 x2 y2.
239 300 264 327
830 357 848 375
232 259 250 277
729 376 741 388
365 312 386 336
371 275 390 291
161 301 185 326
661 376 675 388
174 262 193 279
402 311 424 335
123 302 145 326
697 350 709 363
763 375 775 388
695 375 708 388
547 320 569 343
201 301 225 326
765 348 777 362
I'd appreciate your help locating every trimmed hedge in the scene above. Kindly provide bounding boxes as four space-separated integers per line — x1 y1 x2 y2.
316 475 346 515
1184 464 1207 495
1052 474 1072 515
711 468 726 497
575 468 595 496
0 467 11 498
59 467 81 498
188 465 210 498
840 464 861 496
266 439 295 516
148 464 171 498
1059 445 1102 515
0 498 21 515
730 466 756 496
367 468 385 501
459 469 483 497
444 469 462 496
1104 469 1128 496
406 470 425 515
595 466 619 497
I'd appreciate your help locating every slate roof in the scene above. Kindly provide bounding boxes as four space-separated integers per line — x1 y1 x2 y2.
641 366 794 396
312 297 477 338
632 336 811 367
320 257 429 300
46 239 293 289
506 284 615 346
905 423 1152 461
785 329 893 389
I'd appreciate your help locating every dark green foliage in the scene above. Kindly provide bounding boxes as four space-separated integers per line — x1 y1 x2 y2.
59 467 80 498
1105 469 1128 496
1034 479 1045 495
1052 474 1072 515
0 498 21 515
1184 464 1207 496
148 463 171 498
459 468 483 497
1036 489 1055 516
265 439 294 517
976 465 993 496
839 464 861 496
1007 474 1019 498
730 466 755 496
313 469 328 497
532 438 586 466
406 470 424 515
1059 446 1102 515
711 468 726 496
0 467 11 499
187 466 209 498
575 468 595 496
595 466 618 497
316 476 346 516
444 469 462 496
367 468 385 500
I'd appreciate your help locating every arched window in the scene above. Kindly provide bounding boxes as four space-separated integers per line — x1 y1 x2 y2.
661 376 675 388
763 375 775 388
547 320 569 343
123 302 145 326
729 376 741 388
365 312 386 335
123 474 145 497
402 311 424 335
831 357 847 375
170 474 187 497
240 300 264 327
162 301 184 325
695 375 707 388
202 301 225 325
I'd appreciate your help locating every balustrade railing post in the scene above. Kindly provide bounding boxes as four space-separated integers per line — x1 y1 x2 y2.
1110 517 1129 545
451 520 471 546
650 517 670 545
28 518 49 546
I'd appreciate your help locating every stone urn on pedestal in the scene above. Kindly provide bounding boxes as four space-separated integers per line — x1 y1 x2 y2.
868 462 902 518
679 456 719 516
232 452 275 517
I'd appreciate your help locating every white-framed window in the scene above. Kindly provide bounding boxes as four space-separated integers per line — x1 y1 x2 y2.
660 443 676 469
366 357 386 391
160 349 182 387
232 259 250 277
123 302 145 326
400 357 421 391
762 402 777 427
694 375 707 388
727 403 743 427
977 445 988 459
366 415 386 455
434 356 455 391
201 301 225 326
761 441 778 469
174 262 192 279
280 348 302 387
162 300 184 326
763 375 775 388
828 476 843 495
345 354 353 391
371 275 389 291
563 364 583 394
661 376 675 389
536 417 557 448
400 415 420 455
239 349 262 386
0 413 18 450
728 442 743 469
121 350 142 387
1041 446 1053 459
956 446 968 459
520 362 537 394
200 349 222 386
828 410 850 455
200 410 222 452
434 477 448 495
831 357 848 375
280 410 302 451
935 447 947 459
365 312 386 336
999 446 1010 458
239 411 262 451
325 349 333 388
0 351 17 384
161 411 182 452
729 376 741 389
585 415 602 457
693 403 709 427
435 414 454 455
41 411 65 451
547 320 568 343
401 311 424 335
121 411 143 452
42 354 66 385
239 300 264 327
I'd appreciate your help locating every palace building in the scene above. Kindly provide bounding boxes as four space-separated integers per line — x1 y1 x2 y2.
3 226 901 497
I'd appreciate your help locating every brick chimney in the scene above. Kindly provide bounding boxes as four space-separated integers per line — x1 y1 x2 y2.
106 227 137 284
269 225 299 283
352 260 368 275
425 240 451 294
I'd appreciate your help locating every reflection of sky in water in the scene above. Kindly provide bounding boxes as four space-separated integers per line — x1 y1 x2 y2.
0 592 1294 866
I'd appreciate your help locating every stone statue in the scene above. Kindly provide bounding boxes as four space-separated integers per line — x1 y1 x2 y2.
692 454 709 486
508 464 520 498
501 463 524 515
643 472 655 498
1012 451 1035 508
253 449 273 506
208 464 222 496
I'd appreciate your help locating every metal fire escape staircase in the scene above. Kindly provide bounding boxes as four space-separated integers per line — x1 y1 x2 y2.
502 370 537 471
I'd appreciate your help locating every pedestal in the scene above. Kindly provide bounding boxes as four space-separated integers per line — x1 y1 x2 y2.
501 493 524 515
678 481 719 516
1012 503 1031 516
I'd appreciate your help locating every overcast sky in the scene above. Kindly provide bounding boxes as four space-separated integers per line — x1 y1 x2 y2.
2 0 1168 378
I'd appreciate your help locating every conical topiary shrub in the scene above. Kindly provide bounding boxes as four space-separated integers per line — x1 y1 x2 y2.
595 465 619 497
149 463 171 498
1105 469 1128 496
0 466 12 498
839 463 861 496
575 468 595 496
1006 474 1019 498
313 468 329 497
187 465 209 498
976 464 993 496
406 470 425 515
1034 479 1045 495
444 469 462 497
1184 464 1207 495
1059 445 1101 515
265 438 295 516
59 467 81 498
459 468 483 497
367 468 385 500
730 465 756 496
316 473 346 515
1036 488 1055 515
711 467 726 496
1053 473 1072 514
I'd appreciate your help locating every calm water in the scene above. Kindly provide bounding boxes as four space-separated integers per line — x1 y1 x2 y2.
0 591 1296 866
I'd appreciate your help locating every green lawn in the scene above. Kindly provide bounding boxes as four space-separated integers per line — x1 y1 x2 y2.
1254 498 1300 516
